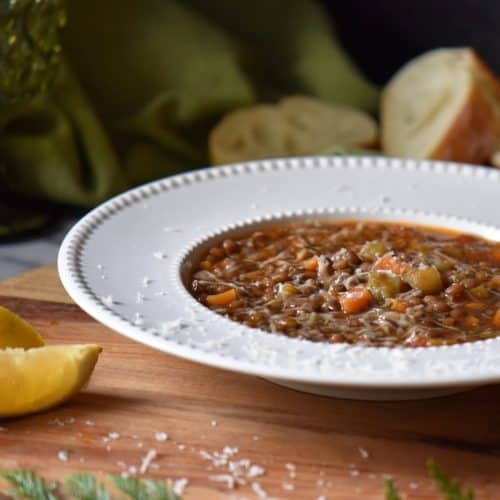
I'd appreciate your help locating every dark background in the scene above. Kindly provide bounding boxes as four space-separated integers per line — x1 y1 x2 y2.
324 0 500 84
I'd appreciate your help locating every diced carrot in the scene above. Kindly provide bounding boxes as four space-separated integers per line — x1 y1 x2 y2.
304 255 319 271
493 248 500 263
373 253 411 275
392 298 410 313
466 247 500 263
463 315 479 327
206 288 237 306
442 317 456 327
339 286 373 314
456 234 480 244
465 302 484 310
493 309 500 328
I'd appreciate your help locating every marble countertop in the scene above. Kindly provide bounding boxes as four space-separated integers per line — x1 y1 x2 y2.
0 217 79 280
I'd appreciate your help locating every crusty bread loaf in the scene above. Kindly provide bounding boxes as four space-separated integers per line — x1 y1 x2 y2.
381 48 500 164
209 95 377 165
492 149 500 168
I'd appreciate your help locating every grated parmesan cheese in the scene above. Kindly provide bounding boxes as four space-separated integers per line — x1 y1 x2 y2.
139 449 157 474
251 482 267 498
247 464 265 479
285 462 296 479
209 474 235 489
172 478 189 495
155 432 168 442
201 445 266 490
133 312 144 326
101 295 115 307
48 418 65 426
159 319 185 337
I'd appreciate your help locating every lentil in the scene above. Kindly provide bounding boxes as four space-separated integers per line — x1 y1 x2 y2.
190 221 500 347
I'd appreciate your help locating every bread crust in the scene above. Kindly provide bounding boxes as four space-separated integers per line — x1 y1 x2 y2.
468 50 500 100
381 48 500 164
210 95 378 165
430 85 498 163
491 149 500 168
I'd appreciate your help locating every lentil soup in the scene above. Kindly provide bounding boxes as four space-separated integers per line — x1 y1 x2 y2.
189 221 500 347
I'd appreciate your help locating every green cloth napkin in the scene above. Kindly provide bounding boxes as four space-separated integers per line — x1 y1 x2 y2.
0 0 378 235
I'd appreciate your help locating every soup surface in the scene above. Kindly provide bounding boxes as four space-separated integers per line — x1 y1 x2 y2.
189 221 500 347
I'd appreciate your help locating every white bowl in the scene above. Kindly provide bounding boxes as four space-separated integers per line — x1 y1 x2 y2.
58 155 500 400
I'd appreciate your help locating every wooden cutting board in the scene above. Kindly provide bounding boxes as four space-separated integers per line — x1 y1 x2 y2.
1 265 500 499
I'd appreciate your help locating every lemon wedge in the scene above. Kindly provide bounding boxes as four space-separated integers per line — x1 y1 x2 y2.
0 305 45 349
0 344 101 417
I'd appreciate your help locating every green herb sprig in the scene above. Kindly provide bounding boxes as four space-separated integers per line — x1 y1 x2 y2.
0 461 475 500
385 459 475 500
427 459 474 500
383 476 401 500
0 470 180 500
0 469 59 500
65 473 110 500
109 475 180 500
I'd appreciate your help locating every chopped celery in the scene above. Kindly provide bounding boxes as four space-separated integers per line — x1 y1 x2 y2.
405 265 443 294
450 272 467 284
433 258 454 272
479 330 498 339
470 285 489 299
360 240 387 261
368 271 404 300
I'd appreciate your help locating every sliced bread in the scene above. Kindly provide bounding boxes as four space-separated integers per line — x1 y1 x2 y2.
209 95 377 165
491 149 500 168
381 48 500 164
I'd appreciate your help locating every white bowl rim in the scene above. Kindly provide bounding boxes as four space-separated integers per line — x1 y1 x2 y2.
57 155 500 389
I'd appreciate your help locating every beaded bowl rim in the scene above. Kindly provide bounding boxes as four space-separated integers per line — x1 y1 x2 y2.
58 155 500 388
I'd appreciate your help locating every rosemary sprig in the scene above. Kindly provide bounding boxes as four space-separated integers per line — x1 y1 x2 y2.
65 473 110 500
108 475 147 500
0 469 59 500
0 461 475 500
0 470 180 500
383 476 401 500
427 459 474 500
141 479 180 500
109 475 180 500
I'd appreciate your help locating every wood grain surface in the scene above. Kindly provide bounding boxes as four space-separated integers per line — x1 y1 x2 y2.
1 265 500 499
